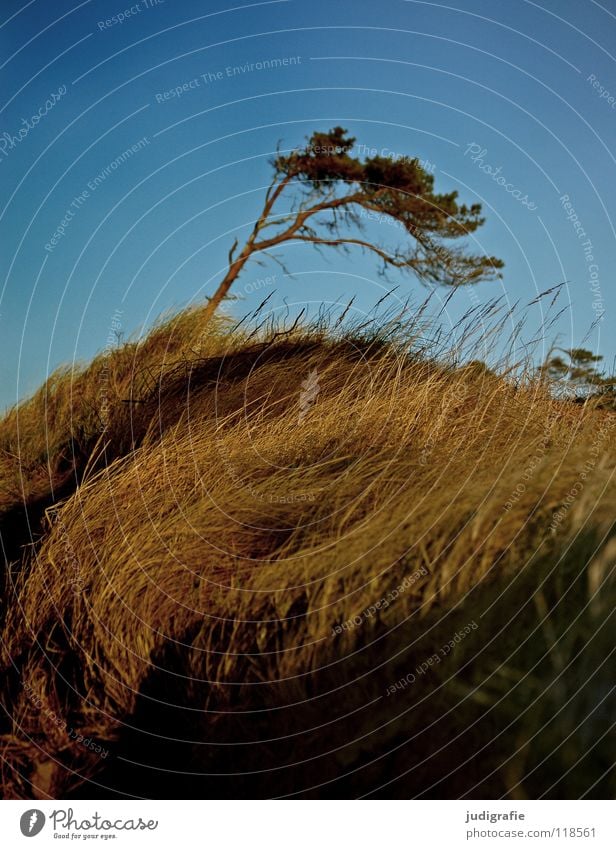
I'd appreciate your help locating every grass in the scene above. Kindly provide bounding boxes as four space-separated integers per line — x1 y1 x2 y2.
0 300 614 799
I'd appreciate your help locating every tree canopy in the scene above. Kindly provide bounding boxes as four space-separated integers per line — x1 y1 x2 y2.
541 347 616 407
201 127 504 325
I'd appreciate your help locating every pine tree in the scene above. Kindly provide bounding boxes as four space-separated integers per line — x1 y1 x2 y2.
200 127 503 326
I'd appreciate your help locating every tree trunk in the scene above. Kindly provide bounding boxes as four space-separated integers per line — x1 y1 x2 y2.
199 245 253 328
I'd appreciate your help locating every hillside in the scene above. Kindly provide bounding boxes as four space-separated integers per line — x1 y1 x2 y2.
0 305 614 799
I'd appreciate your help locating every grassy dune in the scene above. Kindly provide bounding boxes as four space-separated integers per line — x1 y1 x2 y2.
0 304 614 799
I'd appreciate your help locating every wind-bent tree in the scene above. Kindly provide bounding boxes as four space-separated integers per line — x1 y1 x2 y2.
541 347 616 406
541 348 604 387
201 127 504 325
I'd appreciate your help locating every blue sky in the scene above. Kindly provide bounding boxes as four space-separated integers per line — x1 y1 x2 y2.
1 0 615 409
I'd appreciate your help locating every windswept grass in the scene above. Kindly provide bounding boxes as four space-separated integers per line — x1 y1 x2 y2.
0 301 614 799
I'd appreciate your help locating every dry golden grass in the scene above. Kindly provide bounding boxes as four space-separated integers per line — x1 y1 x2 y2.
0 303 614 799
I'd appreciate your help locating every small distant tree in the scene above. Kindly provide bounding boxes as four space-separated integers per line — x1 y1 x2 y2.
541 347 616 406
200 127 503 326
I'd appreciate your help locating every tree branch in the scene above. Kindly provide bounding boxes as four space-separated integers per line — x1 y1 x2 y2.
250 171 295 241
287 234 417 270
253 192 365 252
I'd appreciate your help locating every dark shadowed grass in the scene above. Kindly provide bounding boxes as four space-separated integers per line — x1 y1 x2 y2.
0 297 614 799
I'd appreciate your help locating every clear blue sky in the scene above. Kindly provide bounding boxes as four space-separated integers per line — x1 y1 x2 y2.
1 0 615 409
